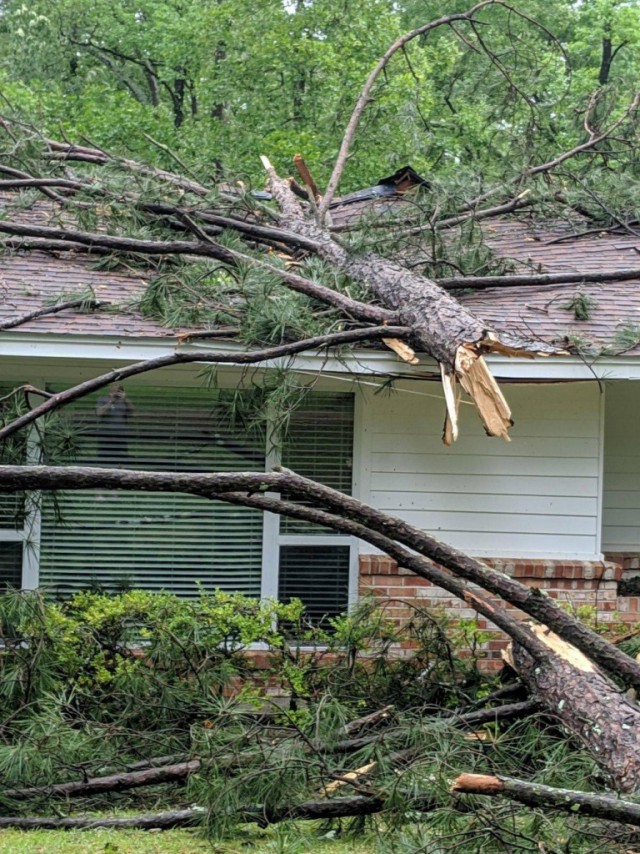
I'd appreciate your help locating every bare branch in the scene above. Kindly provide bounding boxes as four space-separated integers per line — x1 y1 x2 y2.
451 773 640 826
3 760 201 802
319 1 503 219
0 299 109 331
2 465 639 690
437 268 640 290
0 811 201 831
0 220 395 323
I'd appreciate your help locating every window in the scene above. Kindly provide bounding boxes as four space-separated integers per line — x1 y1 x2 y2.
39 387 265 597
7 383 355 621
279 545 351 625
0 543 22 589
277 392 354 621
0 387 34 588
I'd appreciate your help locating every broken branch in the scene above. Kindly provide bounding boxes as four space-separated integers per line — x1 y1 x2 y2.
451 773 640 825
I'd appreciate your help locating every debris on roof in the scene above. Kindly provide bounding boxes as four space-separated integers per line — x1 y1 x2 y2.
1 177 640 357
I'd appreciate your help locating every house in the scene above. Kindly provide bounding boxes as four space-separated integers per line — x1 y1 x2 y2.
2 183 640 663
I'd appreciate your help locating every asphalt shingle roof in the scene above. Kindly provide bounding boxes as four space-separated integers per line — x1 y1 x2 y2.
461 218 640 356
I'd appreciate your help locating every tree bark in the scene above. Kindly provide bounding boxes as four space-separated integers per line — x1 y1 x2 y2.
2 760 201 802
262 160 558 442
508 626 640 793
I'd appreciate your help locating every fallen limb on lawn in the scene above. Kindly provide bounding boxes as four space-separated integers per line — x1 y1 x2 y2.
0 793 441 831
451 773 640 826
0 809 201 831
2 760 201 802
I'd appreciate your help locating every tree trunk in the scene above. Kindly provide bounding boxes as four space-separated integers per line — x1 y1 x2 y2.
262 161 558 442
508 626 640 793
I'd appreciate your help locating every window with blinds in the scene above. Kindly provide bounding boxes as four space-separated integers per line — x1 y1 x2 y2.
279 392 354 622
279 545 351 625
39 387 265 597
280 392 354 535
10 382 355 618
0 389 27 530
0 387 28 584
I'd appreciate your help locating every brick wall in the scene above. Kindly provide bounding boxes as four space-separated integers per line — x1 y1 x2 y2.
359 554 638 670
605 552 640 572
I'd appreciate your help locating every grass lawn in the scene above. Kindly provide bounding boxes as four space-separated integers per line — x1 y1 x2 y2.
0 827 377 853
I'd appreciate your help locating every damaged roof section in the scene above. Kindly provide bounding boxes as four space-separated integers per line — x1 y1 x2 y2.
1 177 640 358
462 218 640 358
328 165 428 230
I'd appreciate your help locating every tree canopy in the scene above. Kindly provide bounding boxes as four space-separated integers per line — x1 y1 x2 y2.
1 0 640 193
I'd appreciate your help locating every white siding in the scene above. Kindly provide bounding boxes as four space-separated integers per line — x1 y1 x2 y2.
360 381 602 558
603 382 640 552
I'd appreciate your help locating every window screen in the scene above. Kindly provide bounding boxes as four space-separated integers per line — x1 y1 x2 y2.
0 543 23 589
279 545 350 625
39 386 265 597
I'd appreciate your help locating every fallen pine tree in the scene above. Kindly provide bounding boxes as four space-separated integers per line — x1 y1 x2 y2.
4 464 640 794
0 699 539 803
0 588 636 850
4 774 640 833
2 5 640 850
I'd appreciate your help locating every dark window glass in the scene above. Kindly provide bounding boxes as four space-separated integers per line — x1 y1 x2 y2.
279 545 350 624
0 543 22 588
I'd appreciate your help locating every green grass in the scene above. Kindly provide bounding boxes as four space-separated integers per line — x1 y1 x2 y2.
0 827 376 854
0 828 210 854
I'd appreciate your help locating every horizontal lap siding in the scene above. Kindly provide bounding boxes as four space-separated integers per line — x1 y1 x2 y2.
363 382 601 558
603 382 640 551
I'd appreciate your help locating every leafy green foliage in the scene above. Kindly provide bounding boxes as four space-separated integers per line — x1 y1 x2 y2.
0 590 632 850
2 0 640 194
0 590 489 797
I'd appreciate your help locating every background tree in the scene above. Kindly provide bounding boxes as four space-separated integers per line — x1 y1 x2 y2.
1 0 639 192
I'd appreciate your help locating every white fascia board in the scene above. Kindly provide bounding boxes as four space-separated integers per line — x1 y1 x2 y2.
3 332 640 380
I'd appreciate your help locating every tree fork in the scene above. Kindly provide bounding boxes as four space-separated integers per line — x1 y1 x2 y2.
261 157 559 443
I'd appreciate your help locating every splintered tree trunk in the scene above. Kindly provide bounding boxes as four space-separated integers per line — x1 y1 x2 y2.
508 626 640 793
261 160 558 443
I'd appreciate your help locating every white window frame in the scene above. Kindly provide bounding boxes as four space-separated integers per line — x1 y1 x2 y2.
0 423 41 589
261 388 358 610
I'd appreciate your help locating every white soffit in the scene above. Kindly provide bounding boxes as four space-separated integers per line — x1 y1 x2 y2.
2 332 640 381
